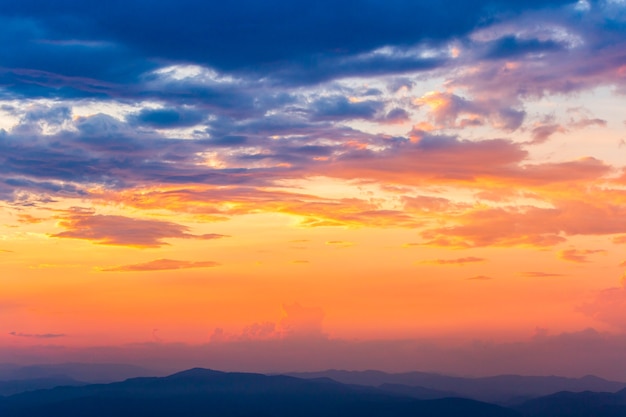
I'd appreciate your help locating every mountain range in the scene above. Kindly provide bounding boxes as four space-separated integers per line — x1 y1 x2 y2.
286 369 626 404
0 368 518 417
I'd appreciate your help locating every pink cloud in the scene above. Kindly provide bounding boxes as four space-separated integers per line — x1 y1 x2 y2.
467 275 493 281
578 274 626 330
52 209 227 248
559 249 607 263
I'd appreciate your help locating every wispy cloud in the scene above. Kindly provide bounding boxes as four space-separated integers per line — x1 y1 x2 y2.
101 259 221 272
520 271 565 278
420 257 486 265
51 209 227 248
559 249 607 263
467 275 493 281
9 331 65 338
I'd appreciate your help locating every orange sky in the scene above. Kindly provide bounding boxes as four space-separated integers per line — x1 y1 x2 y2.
1 0 626 378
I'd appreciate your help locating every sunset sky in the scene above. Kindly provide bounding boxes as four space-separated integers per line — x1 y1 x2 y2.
2 0 626 378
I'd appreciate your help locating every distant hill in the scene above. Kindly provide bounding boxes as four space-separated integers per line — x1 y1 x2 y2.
0 363 158 383
0 368 520 417
515 388 626 417
286 370 626 404
0 376 84 396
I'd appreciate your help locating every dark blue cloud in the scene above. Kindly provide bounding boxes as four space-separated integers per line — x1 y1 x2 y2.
483 35 565 59
311 96 384 121
205 135 248 147
381 107 410 123
0 0 575 95
129 108 206 128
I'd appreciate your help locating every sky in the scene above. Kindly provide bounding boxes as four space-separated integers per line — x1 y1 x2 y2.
1 0 626 379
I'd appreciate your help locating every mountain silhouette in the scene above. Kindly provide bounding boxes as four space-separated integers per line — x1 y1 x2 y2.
287 370 626 403
0 376 84 396
515 388 626 417
0 368 520 417
0 363 157 383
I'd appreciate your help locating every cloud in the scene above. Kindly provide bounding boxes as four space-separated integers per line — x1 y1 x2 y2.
578 274 626 330
311 96 384 121
421 256 486 265
128 107 206 128
467 275 493 280
101 259 220 272
325 240 354 247
414 91 525 131
278 303 325 339
16 213 46 224
519 271 565 277
529 122 566 144
559 249 607 263
9 331 65 338
483 34 565 60
209 303 325 343
420 198 626 248
51 210 227 248
379 107 410 124
613 235 626 244
13 327 626 380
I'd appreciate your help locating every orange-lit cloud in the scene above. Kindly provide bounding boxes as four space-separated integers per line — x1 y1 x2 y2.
279 303 325 339
209 303 325 342
101 259 220 272
421 256 486 265
559 249 607 263
578 274 626 330
325 240 354 247
519 271 565 278
467 275 493 280
52 209 227 248
8 331 65 338
614 236 626 244
16 213 46 224
420 198 626 248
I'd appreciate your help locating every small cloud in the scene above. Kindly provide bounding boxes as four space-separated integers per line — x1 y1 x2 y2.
578 273 626 329
52 210 227 248
559 249 607 263
101 259 220 272
529 123 566 144
420 256 486 265
16 213 46 224
279 303 325 339
613 235 626 244
325 240 354 247
520 271 565 277
128 107 205 128
291 260 309 264
241 322 276 341
619 261 626 267
467 275 493 281
379 107 410 124
9 331 65 338
566 107 607 129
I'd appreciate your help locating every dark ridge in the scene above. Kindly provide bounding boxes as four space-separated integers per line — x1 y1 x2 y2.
0 368 520 417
